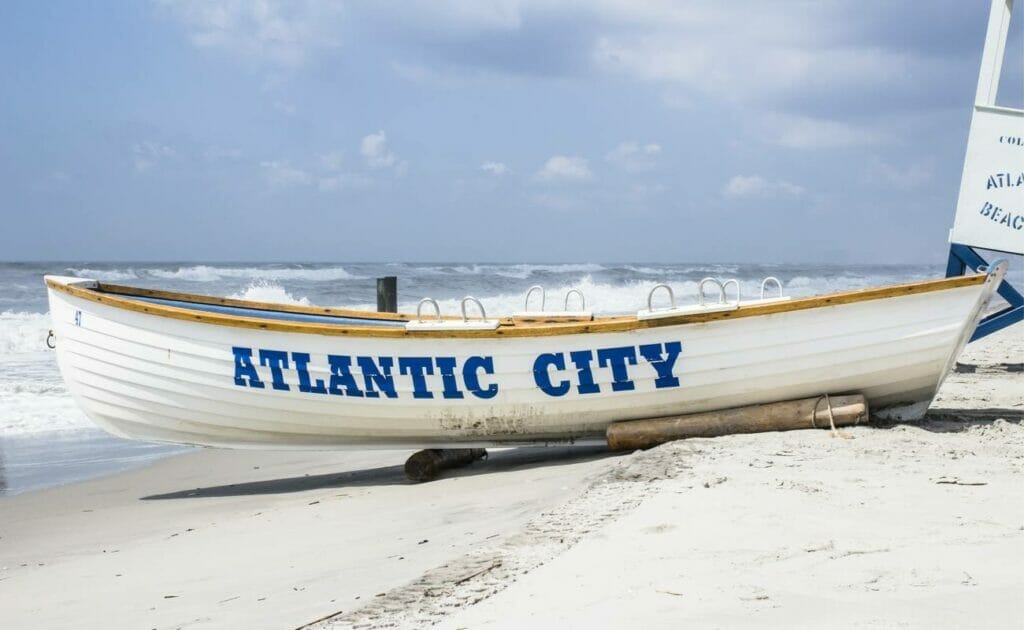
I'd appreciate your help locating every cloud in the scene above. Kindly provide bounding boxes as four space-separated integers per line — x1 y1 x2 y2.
133 142 176 173
589 4 956 115
722 175 804 199
535 155 592 183
400 2 523 32
260 142 398 192
260 160 311 187
361 131 399 169
606 142 661 172
356 2 974 145
159 0 344 69
867 157 934 190
768 114 885 150
316 151 372 191
481 161 510 175
319 151 345 171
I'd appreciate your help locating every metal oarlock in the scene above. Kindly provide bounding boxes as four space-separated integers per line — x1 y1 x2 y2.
647 283 676 312
407 296 499 330
564 289 585 312
722 279 740 305
761 276 783 300
415 297 442 323
524 285 545 311
460 296 488 322
698 277 726 306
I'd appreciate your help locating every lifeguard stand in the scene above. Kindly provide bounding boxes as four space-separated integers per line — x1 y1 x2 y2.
947 0 1023 340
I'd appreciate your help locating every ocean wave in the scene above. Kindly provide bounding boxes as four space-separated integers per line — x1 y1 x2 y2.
66 268 139 281
622 265 669 275
0 311 52 354
680 264 741 275
781 274 933 296
0 380 67 395
148 265 223 282
496 263 608 279
228 281 311 305
147 265 363 282
411 263 607 279
0 391 92 435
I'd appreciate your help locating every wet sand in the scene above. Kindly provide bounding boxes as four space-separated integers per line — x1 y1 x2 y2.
0 328 1020 629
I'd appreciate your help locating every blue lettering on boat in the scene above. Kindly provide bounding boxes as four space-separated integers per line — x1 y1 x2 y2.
231 341 684 399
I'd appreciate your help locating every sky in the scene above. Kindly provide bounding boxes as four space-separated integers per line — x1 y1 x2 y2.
1 0 1021 263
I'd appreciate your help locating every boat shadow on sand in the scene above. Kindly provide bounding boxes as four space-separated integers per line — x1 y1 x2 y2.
915 409 1024 429
141 445 615 500
139 412 1021 501
868 409 1023 436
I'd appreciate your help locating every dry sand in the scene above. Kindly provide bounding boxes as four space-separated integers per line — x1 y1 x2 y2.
0 328 1020 629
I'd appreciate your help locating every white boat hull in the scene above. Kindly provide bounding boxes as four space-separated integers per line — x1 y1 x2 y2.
45 268 1003 449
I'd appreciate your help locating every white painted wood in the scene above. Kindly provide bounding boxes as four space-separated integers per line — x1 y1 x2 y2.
950 0 1023 255
512 311 593 320
45 267 1004 450
637 303 737 320
975 0 1013 107
404 319 500 331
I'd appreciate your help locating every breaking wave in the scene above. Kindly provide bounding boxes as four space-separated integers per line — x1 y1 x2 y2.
65 268 139 281
66 265 363 283
0 311 52 354
149 265 363 282
228 281 311 305
411 263 607 279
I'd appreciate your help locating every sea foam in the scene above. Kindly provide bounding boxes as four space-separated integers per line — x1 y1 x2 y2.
149 265 362 282
0 311 52 354
228 281 312 305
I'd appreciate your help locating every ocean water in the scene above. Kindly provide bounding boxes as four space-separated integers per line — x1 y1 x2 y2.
0 261 948 494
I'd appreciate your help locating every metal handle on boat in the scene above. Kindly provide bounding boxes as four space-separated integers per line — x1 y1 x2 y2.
761 276 783 300
46 329 56 349
524 285 545 312
647 284 676 311
416 298 442 323
461 296 488 322
722 279 740 305
698 277 726 306
564 289 585 311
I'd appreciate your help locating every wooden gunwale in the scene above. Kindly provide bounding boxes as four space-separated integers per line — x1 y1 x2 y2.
45 274 988 339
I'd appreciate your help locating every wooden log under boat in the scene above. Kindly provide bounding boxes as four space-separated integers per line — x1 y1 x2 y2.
606 394 869 450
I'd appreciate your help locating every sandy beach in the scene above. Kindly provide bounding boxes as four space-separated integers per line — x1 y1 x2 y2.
1 328 1020 629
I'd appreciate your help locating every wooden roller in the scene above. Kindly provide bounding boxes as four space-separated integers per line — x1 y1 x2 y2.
404 448 488 482
606 394 869 451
